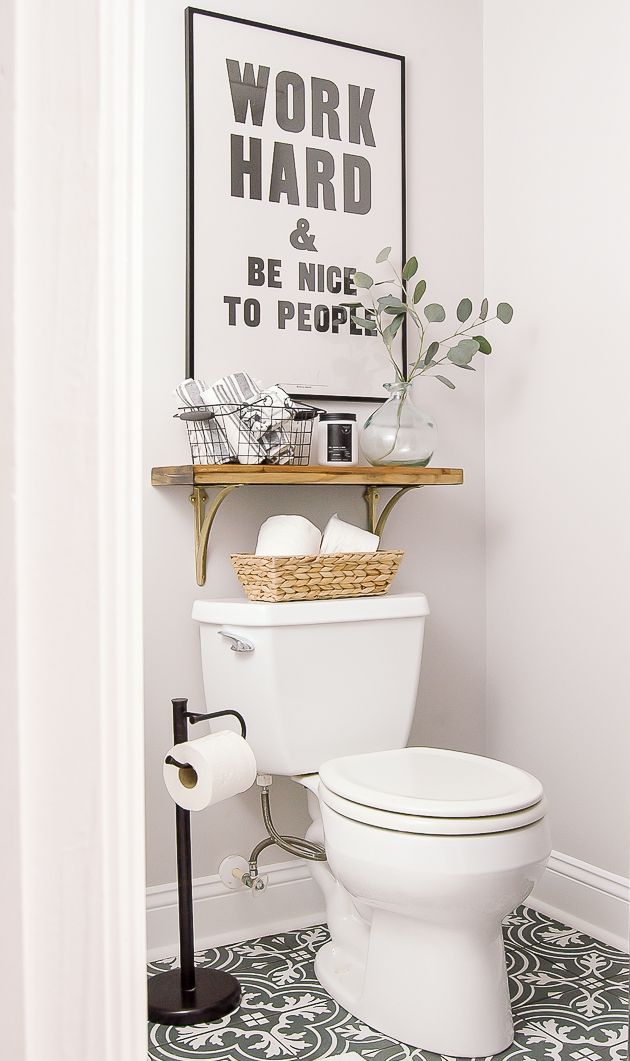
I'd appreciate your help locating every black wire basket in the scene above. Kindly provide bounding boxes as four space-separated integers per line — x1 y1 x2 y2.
176 400 320 466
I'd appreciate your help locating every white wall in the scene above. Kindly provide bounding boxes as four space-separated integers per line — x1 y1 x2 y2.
144 0 485 894
5 0 147 1057
484 0 630 942
0 0 26 1052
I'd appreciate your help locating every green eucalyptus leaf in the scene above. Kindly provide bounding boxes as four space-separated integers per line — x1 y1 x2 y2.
424 340 440 365
375 246 391 263
424 303 446 323
497 302 514 323
353 271 374 290
447 338 480 366
458 364 476 371
436 374 456 389
351 314 377 332
392 313 405 335
480 297 489 320
383 314 405 345
473 334 492 354
402 255 418 281
457 297 473 323
447 348 471 367
412 279 426 304
378 295 404 308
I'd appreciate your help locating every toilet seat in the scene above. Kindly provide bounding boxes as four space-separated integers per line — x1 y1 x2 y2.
318 747 546 836
319 784 547 835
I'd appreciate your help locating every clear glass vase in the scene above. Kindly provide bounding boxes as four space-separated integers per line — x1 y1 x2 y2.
360 381 437 467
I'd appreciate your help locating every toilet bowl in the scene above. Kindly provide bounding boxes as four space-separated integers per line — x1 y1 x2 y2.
296 747 550 1056
194 594 551 1056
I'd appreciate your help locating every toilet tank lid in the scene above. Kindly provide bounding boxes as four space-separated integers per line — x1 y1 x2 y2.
192 592 429 627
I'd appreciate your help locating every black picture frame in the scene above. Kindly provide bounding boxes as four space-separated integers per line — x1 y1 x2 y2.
185 7 407 402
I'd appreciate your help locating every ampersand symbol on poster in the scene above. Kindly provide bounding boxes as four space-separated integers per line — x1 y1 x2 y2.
289 219 318 253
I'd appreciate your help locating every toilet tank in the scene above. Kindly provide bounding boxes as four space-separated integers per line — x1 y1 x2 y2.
192 592 429 775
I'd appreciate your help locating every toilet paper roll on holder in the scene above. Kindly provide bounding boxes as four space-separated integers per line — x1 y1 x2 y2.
147 698 247 1027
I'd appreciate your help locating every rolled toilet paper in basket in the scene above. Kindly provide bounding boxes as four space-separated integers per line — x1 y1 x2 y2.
320 513 380 554
255 514 321 556
163 730 257 812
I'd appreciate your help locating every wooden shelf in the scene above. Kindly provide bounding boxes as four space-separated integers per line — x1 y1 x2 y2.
151 464 463 487
151 463 464 586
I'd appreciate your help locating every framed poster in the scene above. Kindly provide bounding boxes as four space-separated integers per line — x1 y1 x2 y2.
186 8 406 401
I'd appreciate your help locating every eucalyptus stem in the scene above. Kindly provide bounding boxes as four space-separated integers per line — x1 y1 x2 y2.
369 291 404 382
352 249 513 391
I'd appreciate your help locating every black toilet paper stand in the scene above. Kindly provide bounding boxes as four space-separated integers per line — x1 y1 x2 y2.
148 697 247 1026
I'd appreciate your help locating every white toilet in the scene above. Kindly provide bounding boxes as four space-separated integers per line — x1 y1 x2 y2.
193 593 551 1057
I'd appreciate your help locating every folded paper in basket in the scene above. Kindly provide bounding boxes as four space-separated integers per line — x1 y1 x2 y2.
175 373 305 464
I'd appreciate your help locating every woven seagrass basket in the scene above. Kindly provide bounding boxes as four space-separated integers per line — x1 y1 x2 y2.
231 550 404 603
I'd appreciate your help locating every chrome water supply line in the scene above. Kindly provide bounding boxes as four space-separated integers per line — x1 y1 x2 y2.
240 774 326 891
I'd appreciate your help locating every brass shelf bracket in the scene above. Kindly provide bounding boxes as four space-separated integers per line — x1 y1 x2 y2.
150 466 463 585
363 484 422 538
190 484 242 586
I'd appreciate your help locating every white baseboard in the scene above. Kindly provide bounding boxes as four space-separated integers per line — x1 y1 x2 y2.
146 849 630 962
529 849 630 952
146 858 325 962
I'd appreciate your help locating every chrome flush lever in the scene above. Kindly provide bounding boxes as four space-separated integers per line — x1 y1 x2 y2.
217 629 255 653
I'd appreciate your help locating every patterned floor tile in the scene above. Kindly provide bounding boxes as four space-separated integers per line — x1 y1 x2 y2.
147 906 628 1061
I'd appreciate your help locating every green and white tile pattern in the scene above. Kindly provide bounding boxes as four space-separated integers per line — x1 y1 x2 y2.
148 906 628 1061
